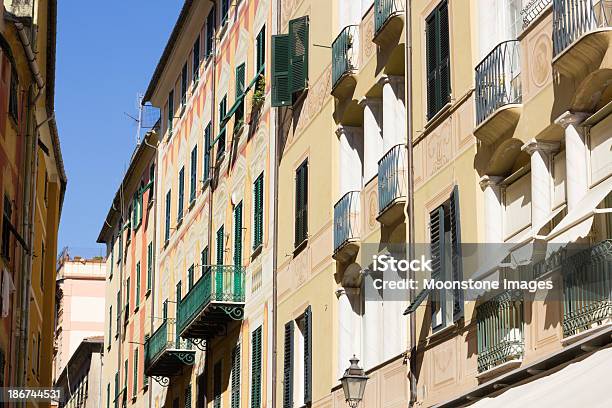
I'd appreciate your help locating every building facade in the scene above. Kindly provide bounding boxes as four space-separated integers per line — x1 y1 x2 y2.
0 0 65 402
53 251 106 383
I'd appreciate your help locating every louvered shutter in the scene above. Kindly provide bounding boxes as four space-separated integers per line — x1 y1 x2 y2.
185 383 192 408
236 64 246 97
165 191 171 242
271 34 291 106
303 306 312 405
430 206 446 328
253 174 264 249
282 322 294 408
251 327 262 408
188 265 194 289
438 1 451 108
289 16 309 94
425 13 438 120
176 282 182 344
190 146 197 202
133 350 138 397
257 27 266 73
216 226 225 299
234 203 243 268
295 162 308 247
449 186 463 322
203 123 211 182
231 345 241 408
178 167 185 220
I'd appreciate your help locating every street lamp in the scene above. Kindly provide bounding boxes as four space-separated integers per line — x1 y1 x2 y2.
340 356 369 408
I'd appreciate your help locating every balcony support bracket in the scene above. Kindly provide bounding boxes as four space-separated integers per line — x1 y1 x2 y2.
153 376 170 387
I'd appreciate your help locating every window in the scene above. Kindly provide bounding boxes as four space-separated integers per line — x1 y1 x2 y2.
282 322 293 408
251 327 262 408
108 306 113 347
221 0 230 26
188 264 195 290
234 202 243 268
2 196 12 260
115 291 121 337
125 278 130 322
231 345 241 408
181 63 188 108
190 146 198 203
176 282 182 344
132 349 138 397
271 17 309 107
107 383 111 408
149 164 155 202
256 26 266 74
253 173 264 250
126 205 132 240
193 36 201 82
9 68 18 122
283 306 312 408
167 90 175 135
235 64 245 124
203 123 212 183
197 373 206 408
114 372 119 408
206 7 215 58
425 0 451 119
218 96 227 157
165 190 172 243
213 361 222 408
147 242 153 293
117 229 123 263
295 160 308 248
40 241 45 289
143 335 150 388
109 237 114 278
163 299 169 320
44 171 48 206
135 262 141 311
429 185 463 331
178 167 185 222
124 359 128 388
216 226 225 266
201 246 209 277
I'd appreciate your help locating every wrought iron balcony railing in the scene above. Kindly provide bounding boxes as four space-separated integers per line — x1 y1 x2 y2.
553 0 612 56
378 145 407 215
144 319 195 377
562 239 612 337
477 291 525 373
521 0 552 28
475 40 522 126
374 0 404 36
177 265 245 337
333 191 360 254
332 25 359 89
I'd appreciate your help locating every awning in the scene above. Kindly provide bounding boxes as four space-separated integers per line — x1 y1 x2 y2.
469 347 612 407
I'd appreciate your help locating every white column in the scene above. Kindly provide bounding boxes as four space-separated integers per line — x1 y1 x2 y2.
555 111 589 212
522 139 559 232
359 98 383 181
392 76 406 147
337 126 364 198
479 175 504 243
336 287 362 378
381 76 398 152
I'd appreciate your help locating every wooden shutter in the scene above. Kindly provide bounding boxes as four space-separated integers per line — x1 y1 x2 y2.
438 1 451 107
282 322 294 408
295 161 308 247
206 8 215 57
168 90 174 133
188 265 194 289
289 16 309 94
251 326 262 408
185 383 192 408
236 63 246 97
425 13 438 119
234 202 243 268
216 226 225 299
165 190 171 242
201 246 209 275
176 282 182 344
271 34 291 106
303 306 312 405
231 345 241 408
143 335 149 387
257 27 266 73
253 174 264 249
203 123 211 182
133 349 138 397
135 263 140 308
426 1 451 119
430 206 446 328
178 167 185 219
147 243 152 291
190 146 197 202
449 185 463 322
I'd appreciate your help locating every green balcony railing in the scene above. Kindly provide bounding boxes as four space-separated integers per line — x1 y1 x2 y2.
177 265 245 336
144 319 191 369
378 145 407 215
477 291 524 373
332 25 359 89
562 239 612 337
374 0 404 35
553 0 612 56
333 191 360 253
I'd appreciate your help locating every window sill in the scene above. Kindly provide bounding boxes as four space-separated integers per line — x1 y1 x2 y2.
189 199 196 210
145 289 151 298
427 322 458 344
176 218 184 229
424 102 452 130
201 178 211 191
293 239 308 257
251 244 263 260
134 305 139 313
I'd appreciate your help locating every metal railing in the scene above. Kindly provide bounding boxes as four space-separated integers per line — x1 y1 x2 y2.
332 25 360 89
522 0 553 28
374 0 405 35
333 191 361 253
378 145 407 214
144 319 190 368
477 291 525 373
177 265 245 335
553 0 612 56
562 240 612 337
475 40 522 125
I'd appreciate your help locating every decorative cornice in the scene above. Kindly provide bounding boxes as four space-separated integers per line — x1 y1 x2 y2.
554 110 589 129
521 138 560 155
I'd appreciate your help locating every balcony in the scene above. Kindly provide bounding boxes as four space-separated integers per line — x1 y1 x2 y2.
177 265 245 339
553 0 612 78
333 191 361 263
476 291 525 375
144 319 195 378
474 40 522 145
332 25 359 99
562 240 612 337
373 0 405 46
377 145 407 226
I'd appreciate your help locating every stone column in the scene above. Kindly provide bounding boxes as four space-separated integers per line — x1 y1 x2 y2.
479 175 504 243
381 76 406 152
336 126 364 199
359 98 383 182
555 111 589 212
522 139 559 232
336 287 362 378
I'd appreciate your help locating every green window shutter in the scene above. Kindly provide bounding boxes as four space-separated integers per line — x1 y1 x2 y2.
206 8 215 57
430 205 446 330
216 226 225 265
216 226 225 299
271 34 291 107
253 173 264 249
251 326 262 408
181 63 188 106
295 161 308 247
234 202 243 268
193 36 200 80
236 63 246 98
282 321 294 408
143 335 149 387
449 185 463 322
231 345 241 408
176 282 182 344
201 246 209 276
257 27 266 73
185 383 192 408
126 278 130 318
203 123 211 182
107 383 111 408
114 372 119 408
147 243 153 291
163 299 168 320
168 90 174 134
214 361 222 408
108 306 112 345
135 262 140 309
116 291 121 334
133 349 138 397
191 146 198 202
426 0 451 119
425 12 438 120
438 1 451 108
124 359 128 388
110 238 114 277
178 167 185 220
289 16 309 94
303 306 312 405
188 264 195 289
165 190 171 242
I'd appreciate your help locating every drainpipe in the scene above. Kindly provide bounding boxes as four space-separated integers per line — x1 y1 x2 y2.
404 0 417 406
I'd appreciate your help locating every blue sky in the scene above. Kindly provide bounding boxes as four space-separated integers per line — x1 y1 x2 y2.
56 1 182 254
